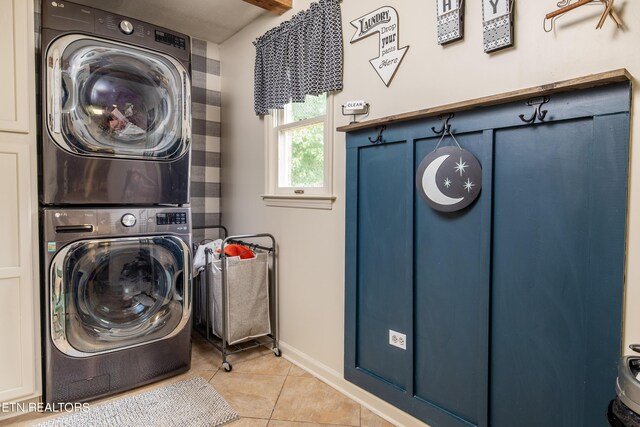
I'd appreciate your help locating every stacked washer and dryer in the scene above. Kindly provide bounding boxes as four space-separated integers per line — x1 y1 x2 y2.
40 1 194 403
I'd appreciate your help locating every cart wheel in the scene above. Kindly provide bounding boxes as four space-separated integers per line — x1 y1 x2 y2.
273 348 281 357
223 362 232 372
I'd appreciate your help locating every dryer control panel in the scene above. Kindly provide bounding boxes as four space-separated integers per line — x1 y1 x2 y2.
155 30 187 50
42 1 190 62
156 212 188 226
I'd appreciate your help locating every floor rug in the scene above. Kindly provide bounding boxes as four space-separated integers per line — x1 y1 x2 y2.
34 377 239 427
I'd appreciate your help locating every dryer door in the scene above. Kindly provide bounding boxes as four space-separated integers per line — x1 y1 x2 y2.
49 236 191 357
45 35 190 160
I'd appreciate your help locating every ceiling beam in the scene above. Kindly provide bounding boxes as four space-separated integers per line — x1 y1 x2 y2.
241 0 292 15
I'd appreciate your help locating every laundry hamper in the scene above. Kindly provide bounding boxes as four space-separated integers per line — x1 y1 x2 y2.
192 229 280 372
209 251 271 344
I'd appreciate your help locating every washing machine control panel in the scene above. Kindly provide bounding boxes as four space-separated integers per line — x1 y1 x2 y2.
119 20 134 35
156 212 188 226
121 213 137 227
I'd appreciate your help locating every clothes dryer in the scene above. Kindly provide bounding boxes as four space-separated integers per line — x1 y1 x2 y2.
41 1 191 205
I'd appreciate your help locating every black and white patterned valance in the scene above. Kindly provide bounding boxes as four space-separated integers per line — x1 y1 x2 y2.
253 0 343 115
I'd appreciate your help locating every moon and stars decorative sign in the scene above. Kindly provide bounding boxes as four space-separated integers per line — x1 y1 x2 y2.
350 6 409 87
437 0 465 45
482 0 514 53
416 146 482 212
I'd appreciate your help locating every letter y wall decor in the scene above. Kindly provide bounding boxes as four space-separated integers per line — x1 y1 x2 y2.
350 6 409 87
482 0 515 52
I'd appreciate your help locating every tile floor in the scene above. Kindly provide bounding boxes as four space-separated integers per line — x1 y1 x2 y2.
0 334 396 427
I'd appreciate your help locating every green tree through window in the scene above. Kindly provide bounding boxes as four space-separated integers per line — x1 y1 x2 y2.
280 94 327 188
269 93 332 200
290 123 324 186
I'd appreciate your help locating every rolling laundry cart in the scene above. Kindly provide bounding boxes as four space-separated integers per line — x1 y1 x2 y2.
192 226 280 372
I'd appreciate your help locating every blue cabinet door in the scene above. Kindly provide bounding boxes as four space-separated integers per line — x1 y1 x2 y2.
346 123 492 427
345 83 630 427
355 138 414 390
490 113 629 427
413 130 492 427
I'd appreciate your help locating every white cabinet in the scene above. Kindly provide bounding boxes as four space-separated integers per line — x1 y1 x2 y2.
0 0 40 405
0 0 31 133
0 141 38 403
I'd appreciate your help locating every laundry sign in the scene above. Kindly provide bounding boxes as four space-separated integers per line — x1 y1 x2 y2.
350 6 409 87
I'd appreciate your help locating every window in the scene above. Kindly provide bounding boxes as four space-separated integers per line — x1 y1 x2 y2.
264 94 335 209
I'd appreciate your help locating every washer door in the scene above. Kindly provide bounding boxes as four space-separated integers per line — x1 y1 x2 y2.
49 236 191 357
45 35 190 160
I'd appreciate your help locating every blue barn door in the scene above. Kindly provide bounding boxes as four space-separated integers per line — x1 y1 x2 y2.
490 113 629 426
413 130 493 427
346 125 492 427
344 83 630 427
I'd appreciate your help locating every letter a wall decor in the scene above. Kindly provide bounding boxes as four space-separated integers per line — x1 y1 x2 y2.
437 0 464 45
482 0 514 53
350 6 409 87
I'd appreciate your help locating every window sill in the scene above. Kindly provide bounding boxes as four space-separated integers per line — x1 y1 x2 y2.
261 194 336 210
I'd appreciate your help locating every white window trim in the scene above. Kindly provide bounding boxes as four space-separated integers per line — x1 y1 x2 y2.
262 94 335 210
262 194 336 210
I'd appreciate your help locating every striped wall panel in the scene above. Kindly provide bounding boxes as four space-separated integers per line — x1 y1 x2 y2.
191 38 223 244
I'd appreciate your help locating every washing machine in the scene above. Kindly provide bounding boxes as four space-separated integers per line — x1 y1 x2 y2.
42 206 192 403
41 1 191 205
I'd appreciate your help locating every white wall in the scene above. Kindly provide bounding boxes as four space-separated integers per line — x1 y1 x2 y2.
221 1 640 425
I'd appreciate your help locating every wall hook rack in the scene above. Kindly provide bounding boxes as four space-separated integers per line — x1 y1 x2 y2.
368 125 386 144
431 113 455 135
519 96 550 124
543 0 623 32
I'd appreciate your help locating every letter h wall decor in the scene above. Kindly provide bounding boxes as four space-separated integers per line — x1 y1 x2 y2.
437 0 464 45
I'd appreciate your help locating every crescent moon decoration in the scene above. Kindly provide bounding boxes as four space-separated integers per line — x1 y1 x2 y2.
422 155 465 206
416 146 482 213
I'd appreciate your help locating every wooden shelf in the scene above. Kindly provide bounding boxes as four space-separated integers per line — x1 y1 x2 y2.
241 0 292 15
336 69 632 132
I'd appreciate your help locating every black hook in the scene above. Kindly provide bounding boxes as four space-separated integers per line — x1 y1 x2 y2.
519 96 550 124
368 125 386 144
431 113 455 135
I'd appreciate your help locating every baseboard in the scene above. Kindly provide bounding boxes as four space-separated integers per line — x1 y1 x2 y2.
278 341 430 427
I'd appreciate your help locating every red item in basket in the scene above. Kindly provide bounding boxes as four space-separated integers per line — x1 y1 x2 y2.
216 244 255 259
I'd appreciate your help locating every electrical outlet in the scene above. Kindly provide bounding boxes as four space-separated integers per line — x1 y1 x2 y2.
389 330 406 350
